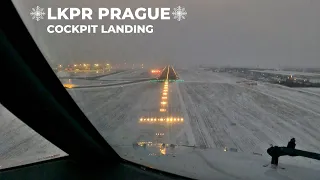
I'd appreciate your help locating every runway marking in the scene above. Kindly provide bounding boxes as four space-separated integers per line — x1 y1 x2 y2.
159 66 170 112
138 66 185 124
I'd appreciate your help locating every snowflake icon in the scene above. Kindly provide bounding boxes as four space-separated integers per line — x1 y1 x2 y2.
30 6 46 21
172 6 187 21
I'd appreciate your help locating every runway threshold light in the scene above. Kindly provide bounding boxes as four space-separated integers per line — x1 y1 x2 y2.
139 117 183 123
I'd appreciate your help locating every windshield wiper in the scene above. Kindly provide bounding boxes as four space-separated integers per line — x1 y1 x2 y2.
267 138 320 166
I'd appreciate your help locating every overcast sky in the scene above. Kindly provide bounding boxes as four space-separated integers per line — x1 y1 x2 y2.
12 0 320 68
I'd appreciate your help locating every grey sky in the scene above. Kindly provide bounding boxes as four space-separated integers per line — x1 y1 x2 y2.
12 0 320 68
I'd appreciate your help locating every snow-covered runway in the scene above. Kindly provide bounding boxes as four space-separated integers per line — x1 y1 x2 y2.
1 68 320 170
70 68 320 167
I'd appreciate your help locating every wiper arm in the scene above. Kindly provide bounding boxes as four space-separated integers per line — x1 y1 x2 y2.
267 139 320 166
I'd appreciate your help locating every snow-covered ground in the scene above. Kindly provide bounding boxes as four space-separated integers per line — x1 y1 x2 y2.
59 79 131 86
0 105 66 169
296 87 320 95
70 68 320 168
98 69 152 80
250 70 320 77
57 69 152 88
1 68 320 175
57 71 113 78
